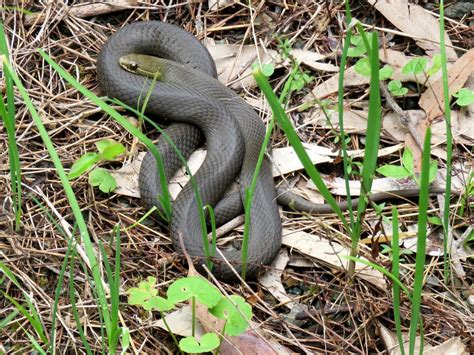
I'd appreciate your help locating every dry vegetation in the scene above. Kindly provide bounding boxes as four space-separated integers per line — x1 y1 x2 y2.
0 1 473 353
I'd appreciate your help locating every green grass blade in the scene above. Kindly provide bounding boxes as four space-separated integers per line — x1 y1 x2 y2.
438 0 453 283
241 62 300 279
348 28 382 275
49 226 78 355
391 207 405 355
68 254 93 355
408 127 432 355
2 58 112 340
253 68 350 233
0 309 20 329
0 262 48 343
0 22 22 231
98 225 122 353
337 13 355 228
22 327 47 355
1 291 48 344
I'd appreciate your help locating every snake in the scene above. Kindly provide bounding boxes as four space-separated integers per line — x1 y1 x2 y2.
97 21 281 279
97 21 447 280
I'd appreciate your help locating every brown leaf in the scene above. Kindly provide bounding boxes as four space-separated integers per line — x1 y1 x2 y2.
219 331 281 355
367 0 458 61
419 49 474 122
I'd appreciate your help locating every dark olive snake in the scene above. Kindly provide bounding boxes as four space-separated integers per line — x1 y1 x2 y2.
97 21 444 280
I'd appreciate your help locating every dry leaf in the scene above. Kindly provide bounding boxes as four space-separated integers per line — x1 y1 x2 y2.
367 0 458 61
219 331 282 355
155 305 205 338
380 324 422 355
291 48 339 72
208 0 233 10
281 229 387 289
303 65 368 101
379 324 468 355
206 43 278 89
260 250 294 309
419 49 474 121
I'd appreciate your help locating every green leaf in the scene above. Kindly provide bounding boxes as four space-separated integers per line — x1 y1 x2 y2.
68 152 99 180
402 148 414 174
127 276 174 311
127 276 174 312
428 160 438 183
387 80 408 96
376 165 411 179
166 276 221 307
402 57 428 75
120 327 131 355
127 276 158 306
347 35 366 57
210 295 252 336
427 54 441 76
354 58 371 77
179 333 220 353
261 63 274 77
145 296 174 312
89 168 117 193
290 79 304 91
464 229 474 243
95 139 126 160
379 65 394 81
453 88 474 106
428 216 442 225
251 63 274 78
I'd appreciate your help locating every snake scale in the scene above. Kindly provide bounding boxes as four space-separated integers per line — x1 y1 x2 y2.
97 21 442 280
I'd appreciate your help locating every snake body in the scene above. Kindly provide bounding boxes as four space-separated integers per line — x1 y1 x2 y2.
97 21 281 279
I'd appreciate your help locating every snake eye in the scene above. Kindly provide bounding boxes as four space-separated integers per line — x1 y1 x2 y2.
128 61 138 71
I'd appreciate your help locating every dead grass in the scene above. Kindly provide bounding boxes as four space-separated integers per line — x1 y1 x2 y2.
0 1 473 353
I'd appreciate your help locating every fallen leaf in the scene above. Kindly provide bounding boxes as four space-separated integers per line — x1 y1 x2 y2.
303 65 368 101
427 337 469 355
281 229 387 289
155 305 205 338
219 331 282 355
367 0 458 61
419 49 474 121
208 0 232 10
379 324 422 355
206 43 278 89
260 249 294 309
291 48 339 72
379 324 468 355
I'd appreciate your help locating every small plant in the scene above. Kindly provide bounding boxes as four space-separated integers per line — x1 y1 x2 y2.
352 40 443 98
127 276 253 354
67 138 126 193
376 147 437 186
452 88 474 107
387 80 408 96
381 244 414 260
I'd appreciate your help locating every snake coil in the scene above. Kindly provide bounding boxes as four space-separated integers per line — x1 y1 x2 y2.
97 21 282 280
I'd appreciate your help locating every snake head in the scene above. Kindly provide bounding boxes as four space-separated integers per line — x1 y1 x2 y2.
119 54 163 80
